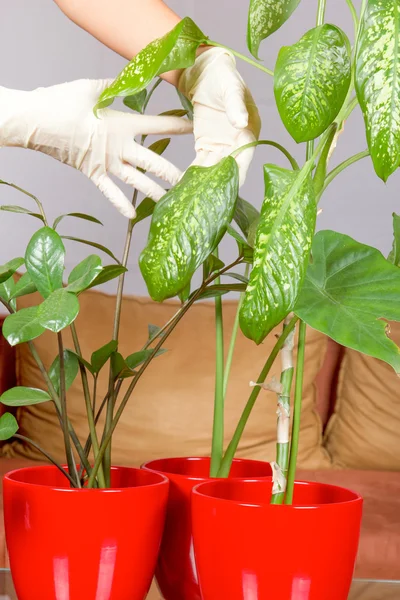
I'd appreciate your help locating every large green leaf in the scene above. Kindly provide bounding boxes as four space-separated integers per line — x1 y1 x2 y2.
91 340 118 374
66 255 103 293
49 350 80 395
0 258 24 284
295 230 400 373
37 289 79 333
0 413 19 440
247 0 301 59
356 0 400 181
0 387 51 407
94 18 207 112
274 24 351 143
240 164 316 344
388 213 400 266
25 227 65 298
3 306 45 346
140 157 239 302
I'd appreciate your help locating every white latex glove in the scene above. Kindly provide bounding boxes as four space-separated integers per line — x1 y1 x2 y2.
178 47 261 186
0 79 192 219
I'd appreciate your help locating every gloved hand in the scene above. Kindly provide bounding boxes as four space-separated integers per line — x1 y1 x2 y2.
0 79 192 219
178 47 261 186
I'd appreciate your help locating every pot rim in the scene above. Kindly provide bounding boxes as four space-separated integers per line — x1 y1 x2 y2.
142 456 272 482
4 464 169 493
192 478 363 509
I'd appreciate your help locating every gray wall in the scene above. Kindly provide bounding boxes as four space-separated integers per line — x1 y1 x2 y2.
0 0 397 297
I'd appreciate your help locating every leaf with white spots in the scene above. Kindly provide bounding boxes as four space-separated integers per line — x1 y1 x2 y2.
295 230 400 373
95 17 206 113
274 24 351 143
247 0 301 59
356 0 400 181
240 163 316 344
140 157 239 302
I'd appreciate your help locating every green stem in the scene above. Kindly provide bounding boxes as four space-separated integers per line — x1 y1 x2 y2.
57 333 80 488
285 320 307 505
345 0 359 38
0 180 48 225
70 323 105 488
217 315 299 478
207 40 274 76
92 375 98 414
223 264 250 398
316 0 327 25
321 149 369 196
231 139 299 170
210 248 225 477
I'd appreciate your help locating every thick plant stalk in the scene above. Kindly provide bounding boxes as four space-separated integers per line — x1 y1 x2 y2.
217 316 299 478
285 320 307 505
270 316 295 505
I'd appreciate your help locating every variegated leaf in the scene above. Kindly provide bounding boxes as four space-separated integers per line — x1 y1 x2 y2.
274 24 351 143
355 0 400 181
140 157 239 302
247 0 301 59
240 163 316 344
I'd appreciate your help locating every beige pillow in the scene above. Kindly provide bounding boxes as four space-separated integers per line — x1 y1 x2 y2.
3 289 331 469
325 322 400 470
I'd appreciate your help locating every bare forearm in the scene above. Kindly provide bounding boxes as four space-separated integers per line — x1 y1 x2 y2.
53 0 182 84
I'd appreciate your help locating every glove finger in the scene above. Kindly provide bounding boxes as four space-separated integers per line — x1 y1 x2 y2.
124 145 182 185
95 174 136 219
192 148 231 169
234 130 257 187
110 164 167 202
224 80 249 130
133 115 193 136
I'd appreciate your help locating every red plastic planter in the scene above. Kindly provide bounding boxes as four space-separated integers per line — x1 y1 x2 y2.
192 478 363 600
3 465 169 600
142 456 272 600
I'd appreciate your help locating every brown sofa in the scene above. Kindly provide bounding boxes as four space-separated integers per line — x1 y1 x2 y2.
0 292 399 581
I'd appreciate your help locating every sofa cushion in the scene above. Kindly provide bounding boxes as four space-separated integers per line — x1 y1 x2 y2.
325 322 400 470
3 289 331 469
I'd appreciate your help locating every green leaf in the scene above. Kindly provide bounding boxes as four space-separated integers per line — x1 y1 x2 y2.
247 0 301 59
25 227 65 298
0 258 24 284
224 272 249 284
388 213 400 266
68 351 95 376
198 283 247 300
313 124 338 195
53 213 103 230
240 163 316 344
177 89 194 120
0 413 19 440
132 197 156 225
94 18 206 112
37 289 79 333
62 237 121 264
140 157 239 302
274 24 351 143
91 340 118 373
48 350 79 395
148 138 171 156
0 276 16 311
233 197 260 242
123 90 148 113
125 348 167 370
0 386 51 407
0 205 44 221
356 0 400 181
159 109 189 118
203 254 225 279
66 255 103 293
295 230 400 373
87 265 128 290
111 352 135 379
148 324 163 341
3 306 45 346
10 272 37 299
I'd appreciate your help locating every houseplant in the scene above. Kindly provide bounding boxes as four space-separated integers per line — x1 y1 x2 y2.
1 0 400 597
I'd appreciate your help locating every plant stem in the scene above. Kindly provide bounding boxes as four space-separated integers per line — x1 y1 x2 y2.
13 434 77 487
316 0 327 25
223 264 250 398
207 40 274 76
217 315 299 478
0 180 48 225
345 0 359 39
321 149 369 195
210 248 225 477
285 320 307 505
70 323 105 488
271 317 296 505
231 140 299 169
57 333 80 488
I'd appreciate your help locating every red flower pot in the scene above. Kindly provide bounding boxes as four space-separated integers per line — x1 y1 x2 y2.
3 465 169 600
142 456 272 600
192 478 363 600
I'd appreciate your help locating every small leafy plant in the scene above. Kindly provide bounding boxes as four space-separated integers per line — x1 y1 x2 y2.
2 0 400 501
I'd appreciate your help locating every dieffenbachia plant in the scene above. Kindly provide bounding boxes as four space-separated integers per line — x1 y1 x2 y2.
2 0 400 499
